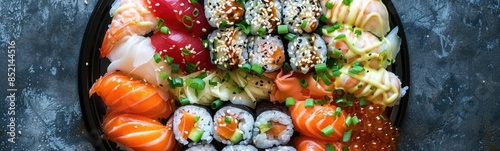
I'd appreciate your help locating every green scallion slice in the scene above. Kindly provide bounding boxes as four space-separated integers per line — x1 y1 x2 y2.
345 115 352 126
192 8 199 17
159 71 168 80
197 72 208 79
335 107 342 117
354 29 362 37
314 63 327 73
241 63 251 72
219 20 228 28
326 144 336 151
182 15 194 29
321 125 335 136
171 64 180 74
186 62 197 73
172 77 184 87
190 0 198 5
160 26 169 34
182 48 191 56
348 62 365 75
299 79 308 88
258 27 266 36
180 97 190 105
342 145 349 151
278 25 288 34
305 98 314 108
285 97 295 106
223 73 231 82
225 116 232 124
153 53 162 63
285 33 297 41
326 1 334 9
300 20 308 28
156 18 164 28
165 55 174 65
334 34 346 40
202 39 209 48
359 97 367 106
211 99 223 110
342 129 352 142
251 64 263 76
283 62 292 73
322 72 333 86
335 97 348 107
352 115 359 125
189 78 205 90
320 14 328 22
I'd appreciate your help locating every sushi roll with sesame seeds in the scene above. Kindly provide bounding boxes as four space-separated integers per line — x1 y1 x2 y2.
222 145 259 151
213 104 255 145
247 35 286 72
208 26 249 70
252 101 294 149
173 105 214 147
185 144 217 151
245 0 282 35
283 0 322 34
287 33 328 74
204 0 246 28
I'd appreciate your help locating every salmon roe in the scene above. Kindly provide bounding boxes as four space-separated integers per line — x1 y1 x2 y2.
343 99 400 151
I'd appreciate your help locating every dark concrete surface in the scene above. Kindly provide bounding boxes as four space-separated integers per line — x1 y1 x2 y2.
0 0 499 150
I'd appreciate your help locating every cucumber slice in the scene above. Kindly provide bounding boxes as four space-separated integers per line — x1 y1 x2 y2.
258 121 273 133
188 127 204 142
229 129 244 144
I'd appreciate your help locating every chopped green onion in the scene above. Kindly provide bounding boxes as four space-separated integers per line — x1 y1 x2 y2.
277 25 288 34
180 97 190 105
326 144 336 151
335 107 342 116
380 115 386 121
342 0 353 6
241 63 251 72
342 145 349 151
334 34 346 40
305 98 314 108
321 72 333 86
299 79 308 88
189 78 205 90
345 115 352 126
326 26 336 33
190 0 198 5
354 29 362 37
357 84 363 88
313 73 319 82
194 116 200 123
156 18 164 28
182 15 194 29
202 39 209 48
165 55 174 65
213 39 218 49
320 14 328 22
171 77 184 87
342 129 352 142
300 20 308 28
283 62 292 73
334 49 342 56
209 76 221 86
285 33 297 41
352 115 359 125
321 125 335 136
171 64 180 74
159 71 168 80
153 53 162 63
251 64 263 76
285 97 295 106
211 99 223 110
160 26 169 34
333 89 345 97
359 97 367 106
186 62 197 73
223 73 231 82
197 72 208 79
258 27 266 36
192 8 199 17
225 116 232 124
235 21 251 35
182 48 191 56
326 1 334 9
335 97 348 107
219 20 228 28
348 62 365 74
314 99 328 105
331 66 341 77
314 63 327 73
370 86 375 90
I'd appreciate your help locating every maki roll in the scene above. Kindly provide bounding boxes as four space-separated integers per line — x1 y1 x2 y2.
205 0 245 28
253 101 294 149
222 145 259 151
173 105 214 147
245 0 282 35
283 0 322 33
247 35 286 72
185 144 217 151
267 146 297 151
213 104 255 145
208 26 249 70
287 33 328 74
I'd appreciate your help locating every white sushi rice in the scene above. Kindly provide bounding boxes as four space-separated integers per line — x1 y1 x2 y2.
283 0 322 33
252 110 294 149
247 35 285 72
213 106 255 145
173 105 213 147
266 146 297 151
245 0 282 35
287 33 327 74
186 144 217 151
222 145 259 151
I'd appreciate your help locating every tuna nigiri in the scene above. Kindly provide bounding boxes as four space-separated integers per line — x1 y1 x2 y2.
90 72 175 119
102 113 178 151
293 135 343 151
288 100 347 140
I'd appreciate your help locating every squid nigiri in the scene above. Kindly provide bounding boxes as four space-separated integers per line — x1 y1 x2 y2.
90 71 175 119
288 100 347 140
321 0 390 37
293 135 343 151
102 113 178 151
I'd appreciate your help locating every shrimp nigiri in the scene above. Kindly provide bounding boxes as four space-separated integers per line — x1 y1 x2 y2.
101 0 158 57
102 113 178 151
288 100 347 140
90 71 175 119
321 0 390 37
293 135 343 151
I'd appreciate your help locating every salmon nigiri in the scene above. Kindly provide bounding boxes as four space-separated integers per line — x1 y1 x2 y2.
288 100 347 141
102 113 178 151
271 69 335 103
90 71 175 119
293 135 343 151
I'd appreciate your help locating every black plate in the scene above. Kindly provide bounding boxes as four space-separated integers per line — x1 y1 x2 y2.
78 0 410 150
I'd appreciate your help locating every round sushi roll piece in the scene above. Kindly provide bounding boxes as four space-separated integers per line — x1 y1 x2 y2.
283 0 322 34
245 0 282 35
287 33 328 74
173 105 214 147
204 0 245 28
267 146 297 151
253 101 294 149
222 145 259 151
185 144 217 151
247 35 286 72
208 26 249 70
213 104 255 145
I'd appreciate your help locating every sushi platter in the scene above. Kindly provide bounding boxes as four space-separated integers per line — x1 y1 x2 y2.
79 0 410 150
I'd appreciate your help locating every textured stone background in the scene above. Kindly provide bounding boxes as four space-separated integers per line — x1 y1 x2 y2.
0 0 499 150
